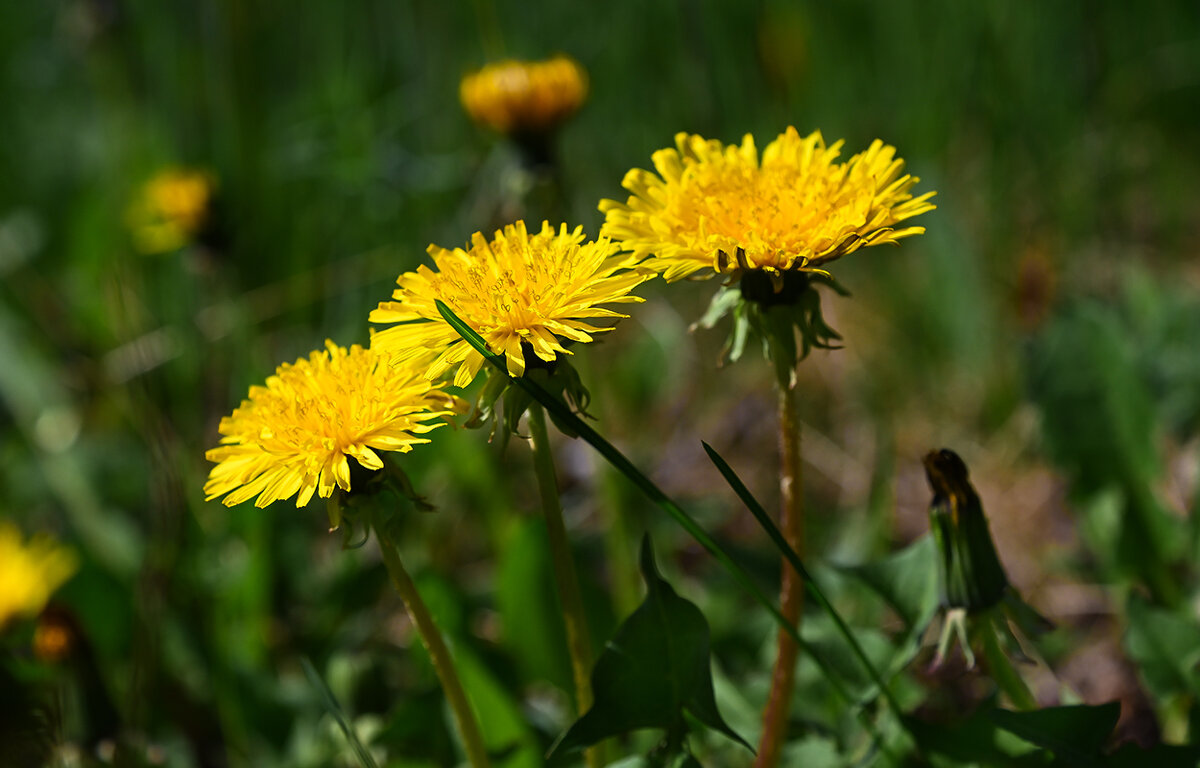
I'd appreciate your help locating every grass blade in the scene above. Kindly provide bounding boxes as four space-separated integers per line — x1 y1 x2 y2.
301 657 381 768
701 441 903 715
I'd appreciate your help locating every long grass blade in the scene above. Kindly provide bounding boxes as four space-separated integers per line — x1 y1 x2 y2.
301 657 381 768
702 441 903 715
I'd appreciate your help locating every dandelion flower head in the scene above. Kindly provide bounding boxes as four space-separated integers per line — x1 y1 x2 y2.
127 168 215 254
370 221 649 387
0 522 76 628
205 342 461 509
460 55 587 135
600 127 936 282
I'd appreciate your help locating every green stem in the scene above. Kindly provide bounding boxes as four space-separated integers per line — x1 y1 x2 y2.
371 514 491 768
527 404 600 768
977 614 1037 711
755 384 805 768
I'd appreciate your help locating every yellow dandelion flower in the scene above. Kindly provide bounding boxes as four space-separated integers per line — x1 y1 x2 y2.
370 221 649 388
600 127 936 282
0 522 76 628
127 168 215 254
205 342 461 509
460 55 587 135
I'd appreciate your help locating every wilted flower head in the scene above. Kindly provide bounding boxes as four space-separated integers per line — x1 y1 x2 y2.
205 342 461 509
601 127 935 283
0 522 76 628
460 55 587 136
370 220 649 388
127 168 215 254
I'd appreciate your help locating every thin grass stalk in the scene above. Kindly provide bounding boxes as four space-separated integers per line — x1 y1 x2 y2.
526 404 600 768
754 384 805 768
371 512 491 768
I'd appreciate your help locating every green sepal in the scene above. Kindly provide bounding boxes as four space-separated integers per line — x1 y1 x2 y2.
325 456 433 549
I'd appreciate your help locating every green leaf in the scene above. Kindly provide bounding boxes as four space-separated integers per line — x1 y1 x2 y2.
548 537 751 758
1124 594 1200 700
989 702 1120 767
840 536 938 630
837 536 939 676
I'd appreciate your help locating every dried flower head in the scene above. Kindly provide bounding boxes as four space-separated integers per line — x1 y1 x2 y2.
205 342 461 508
370 220 648 388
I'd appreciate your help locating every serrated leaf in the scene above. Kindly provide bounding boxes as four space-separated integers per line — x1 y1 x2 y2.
989 702 1120 767
548 537 750 758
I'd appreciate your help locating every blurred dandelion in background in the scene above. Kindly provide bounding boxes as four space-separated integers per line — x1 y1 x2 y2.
125 168 215 255
0 522 76 628
460 55 587 139
204 341 462 509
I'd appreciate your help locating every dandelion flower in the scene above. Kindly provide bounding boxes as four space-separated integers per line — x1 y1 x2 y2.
460 55 587 136
127 168 215 254
600 127 936 282
370 221 649 387
205 342 461 509
0 522 76 628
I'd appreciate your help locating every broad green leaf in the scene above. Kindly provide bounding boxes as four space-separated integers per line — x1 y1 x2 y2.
839 535 938 631
548 537 750 758
989 702 1119 767
1124 594 1200 700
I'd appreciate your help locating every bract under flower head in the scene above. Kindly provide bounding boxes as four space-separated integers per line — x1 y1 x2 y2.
460 55 587 135
600 127 936 282
369 221 648 388
127 168 215 254
0 522 76 628
205 342 461 509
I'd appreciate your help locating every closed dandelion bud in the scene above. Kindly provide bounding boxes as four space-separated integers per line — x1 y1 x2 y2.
923 449 1009 614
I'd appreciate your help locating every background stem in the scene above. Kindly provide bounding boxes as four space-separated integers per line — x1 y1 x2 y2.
755 383 805 768
527 404 600 768
372 515 492 768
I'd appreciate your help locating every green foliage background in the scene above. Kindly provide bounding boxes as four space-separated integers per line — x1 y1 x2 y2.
2 1 1199 766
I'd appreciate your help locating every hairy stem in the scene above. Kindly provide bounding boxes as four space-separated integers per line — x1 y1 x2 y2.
372 515 491 768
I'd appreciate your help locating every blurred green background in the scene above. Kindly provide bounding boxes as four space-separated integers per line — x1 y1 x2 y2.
2 1 1200 766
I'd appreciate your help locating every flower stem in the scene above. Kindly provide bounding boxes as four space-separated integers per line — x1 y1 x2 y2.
978 614 1038 711
755 383 805 768
527 404 599 768
371 514 491 768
